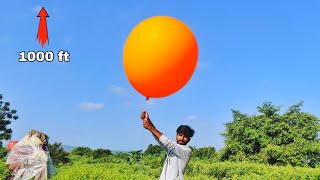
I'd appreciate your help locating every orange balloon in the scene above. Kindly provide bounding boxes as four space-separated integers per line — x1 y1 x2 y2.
123 16 198 98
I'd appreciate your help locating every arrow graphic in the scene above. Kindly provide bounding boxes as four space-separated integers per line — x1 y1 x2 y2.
37 7 49 48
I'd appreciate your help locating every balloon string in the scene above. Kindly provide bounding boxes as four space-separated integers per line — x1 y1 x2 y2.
144 97 149 110
140 97 149 178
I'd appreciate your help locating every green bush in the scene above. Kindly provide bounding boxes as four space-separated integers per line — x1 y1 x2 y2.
49 155 320 179
51 163 160 180
0 147 8 159
185 161 320 179
0 158 11 180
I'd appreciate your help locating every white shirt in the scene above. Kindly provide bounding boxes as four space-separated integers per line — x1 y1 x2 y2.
156 135 192 180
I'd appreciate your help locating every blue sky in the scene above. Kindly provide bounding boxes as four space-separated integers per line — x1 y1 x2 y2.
1 1 320 151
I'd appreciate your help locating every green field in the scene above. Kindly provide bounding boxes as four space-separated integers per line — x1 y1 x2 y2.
2 154 320 179
51 159 320 179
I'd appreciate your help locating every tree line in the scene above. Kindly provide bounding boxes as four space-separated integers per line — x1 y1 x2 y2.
1 93 320 168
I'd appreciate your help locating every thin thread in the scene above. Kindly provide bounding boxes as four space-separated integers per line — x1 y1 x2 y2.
139 98 149 179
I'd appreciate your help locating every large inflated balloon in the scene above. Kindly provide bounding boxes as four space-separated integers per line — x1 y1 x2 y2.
123 16 198 98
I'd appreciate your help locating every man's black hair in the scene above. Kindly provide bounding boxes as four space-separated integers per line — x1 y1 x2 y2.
176 125 195 138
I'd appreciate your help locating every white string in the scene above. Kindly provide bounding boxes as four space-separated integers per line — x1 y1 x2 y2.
139 98 148 179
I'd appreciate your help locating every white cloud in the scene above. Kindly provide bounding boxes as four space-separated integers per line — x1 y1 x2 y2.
197 60 210 69
32 5 42 13
108 85 130 97
77 102 104 110
184 115 198 122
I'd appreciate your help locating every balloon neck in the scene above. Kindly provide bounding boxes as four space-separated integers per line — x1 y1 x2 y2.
146 97 149 101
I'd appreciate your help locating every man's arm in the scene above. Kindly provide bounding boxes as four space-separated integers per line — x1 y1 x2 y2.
141 111 170 152
140 111 191 158
148 125 163 139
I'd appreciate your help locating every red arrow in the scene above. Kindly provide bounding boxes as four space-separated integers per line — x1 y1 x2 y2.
37 7 49 48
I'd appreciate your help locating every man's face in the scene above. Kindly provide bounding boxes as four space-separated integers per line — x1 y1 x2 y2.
176 133 190 145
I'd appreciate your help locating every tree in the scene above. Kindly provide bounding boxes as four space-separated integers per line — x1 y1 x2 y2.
220 101 320 167
48 142 70 166
0 147 8 159
144 144 164 155
129 150 143 164
70 146 93 157
192 146 217 159
0 94 18 147
91 148 112 159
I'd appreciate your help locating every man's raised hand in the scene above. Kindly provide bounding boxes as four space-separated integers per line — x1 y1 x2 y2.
141 111 149 121
141 111 154 130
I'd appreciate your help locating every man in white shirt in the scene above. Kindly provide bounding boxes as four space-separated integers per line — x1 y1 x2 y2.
141 111 195 180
